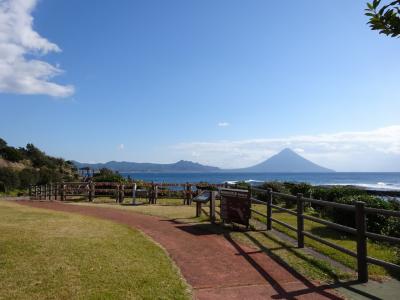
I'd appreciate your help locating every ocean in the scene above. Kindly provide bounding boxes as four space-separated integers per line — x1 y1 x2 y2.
120 172 400 191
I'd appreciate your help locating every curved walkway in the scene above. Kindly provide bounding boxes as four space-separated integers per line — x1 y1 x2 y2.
19 201 342 300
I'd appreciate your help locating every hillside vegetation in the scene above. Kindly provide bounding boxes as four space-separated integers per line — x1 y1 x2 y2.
0 138 78 194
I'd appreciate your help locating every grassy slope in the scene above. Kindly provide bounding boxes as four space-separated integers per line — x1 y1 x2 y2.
0 200 190 300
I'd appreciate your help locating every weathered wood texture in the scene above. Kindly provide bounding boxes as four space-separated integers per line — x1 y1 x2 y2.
246 186 400 283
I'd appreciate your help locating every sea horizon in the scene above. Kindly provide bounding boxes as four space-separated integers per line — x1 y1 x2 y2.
120 171 400 191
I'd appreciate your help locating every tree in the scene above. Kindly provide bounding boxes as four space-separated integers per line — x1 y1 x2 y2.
93 168 126 183
365 0 400 37
0 147 25 162
0 138 7 149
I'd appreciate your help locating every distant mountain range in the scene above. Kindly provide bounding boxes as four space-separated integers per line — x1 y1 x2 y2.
72 160 220 173
73 148 334 173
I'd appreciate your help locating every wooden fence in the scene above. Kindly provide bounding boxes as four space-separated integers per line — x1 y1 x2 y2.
247 186 400 283
28 182 400 283
29 182 224 205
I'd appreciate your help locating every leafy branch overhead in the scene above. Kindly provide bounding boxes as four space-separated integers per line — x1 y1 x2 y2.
365 0 400 37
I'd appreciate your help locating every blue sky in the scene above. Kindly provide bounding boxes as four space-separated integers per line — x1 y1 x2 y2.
0 0 399 171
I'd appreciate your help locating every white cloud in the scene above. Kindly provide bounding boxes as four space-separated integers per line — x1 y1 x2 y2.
172 125 400 171
217 122 230 127
118 144 124 150
0 0 74 97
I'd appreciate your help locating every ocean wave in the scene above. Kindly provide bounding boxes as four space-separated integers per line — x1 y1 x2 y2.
224 179 264 185
328 182 400 191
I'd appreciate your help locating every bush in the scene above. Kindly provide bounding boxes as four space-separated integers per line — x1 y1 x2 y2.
0 167 20 191
93 168 126 183
19 168 39 188
332 195 392 234
0 147 25 162
284 182 312 197
258 181 294 207
0 181 5 193
312 186 366 202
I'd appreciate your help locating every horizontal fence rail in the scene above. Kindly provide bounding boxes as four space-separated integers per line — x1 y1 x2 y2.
247 187 400 283
29 182 224 205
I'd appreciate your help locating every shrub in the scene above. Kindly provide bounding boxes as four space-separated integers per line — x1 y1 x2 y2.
312 186 366 202
258 181 294 207
332 195 392 234
0 147 25 162
93 168 126 183
284 182 312 197
0 167 20 191
19 168 39 188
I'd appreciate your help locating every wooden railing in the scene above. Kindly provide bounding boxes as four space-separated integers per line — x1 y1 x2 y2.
28 182 399 282
29 182 223 205
248 186 400 283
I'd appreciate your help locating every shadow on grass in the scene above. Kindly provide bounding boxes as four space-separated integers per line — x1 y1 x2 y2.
168 220 382 300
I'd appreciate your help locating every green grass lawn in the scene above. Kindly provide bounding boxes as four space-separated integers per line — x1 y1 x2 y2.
0 200 191 300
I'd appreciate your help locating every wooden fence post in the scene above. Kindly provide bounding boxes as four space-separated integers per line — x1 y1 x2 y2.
356 201 368 283
88 182 94 202
188 184 192 205
44 184 48 200
185 183 189 205
132 183 137 205
267 188 273 230
210 191 217 223
120 184 125 204
54 184 58 200
115 184 120 203
49 184 53 200
297 193 304 248
61 184 66 201
196 201 202 217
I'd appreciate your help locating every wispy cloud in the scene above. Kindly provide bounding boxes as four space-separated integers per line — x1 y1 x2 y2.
172 125 400 171
118 144 124 150
0 0 74 97
217 122 230 127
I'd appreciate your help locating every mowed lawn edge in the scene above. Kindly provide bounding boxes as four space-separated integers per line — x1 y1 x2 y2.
70 199 399 282
0 200 191 300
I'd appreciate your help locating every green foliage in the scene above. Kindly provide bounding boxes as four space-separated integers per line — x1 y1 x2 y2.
93 168 126 183
259 181 293 207
260 181 290 193
0 168 20 192
332 195 390 234
284 182 312 197
0 146 25 162
256 182 400 238
312 186 366 202
0 138 7 149
0 137 78 193
19 168 40 188
233 181 250 190
365 0 400 37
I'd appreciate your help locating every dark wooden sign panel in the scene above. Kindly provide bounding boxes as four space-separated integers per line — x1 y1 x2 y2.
192 191 211 203
219 188 251 227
